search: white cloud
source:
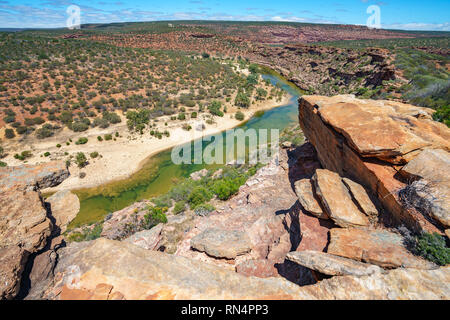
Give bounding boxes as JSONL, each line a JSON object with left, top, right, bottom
{"left": 383, "top": 22, "right": 450, "bottom": 31}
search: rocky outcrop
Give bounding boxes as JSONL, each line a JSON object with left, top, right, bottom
{"left": 0, "top": 161, "right": 69, "bottom": 299}
{"left": 286, "top": 250, "right": 382, "bottom": 276}
{"left": 327, "top": 228, "right": 436, "bottom": 269}
{"left": 46, "top": 190, "right": 80, "bottom": 233}
{"left": 294, "top": 179, "right": 326, "bottom": 219}
{"left": 342, "top": 177, "right": 378, "bottom": 222}
{"left": 399, "top": 148, "right": 450, "bottom": 228}
{"left": 298, "top": 95, "right": 450, "bottom": 232}
{"left": 312, "top": 169, "right": 370, "bottom": 228}
{"left": 0, "top": 161, "right": 69, "bottom": 192}
{"left": 36, "top": 238, "right": 450, "bottom": 300}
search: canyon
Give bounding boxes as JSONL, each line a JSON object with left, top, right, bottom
{"left": 1, "top": 94, "right": 448, "bottom": 300}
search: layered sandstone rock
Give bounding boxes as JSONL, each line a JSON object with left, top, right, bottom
{"left": 286, "top": 250, "right": 382, "bottom": 276}
{"left": 298, "top": 95, "right": 450, "bottom": 232}
{"left": 37, "top": 238, "right": 449, "bottom": 300}
{"left": 399, "top": 148, "right": 450, "bottom": 228}
{"left": 342, "top": 177, "right": 378, "bottom": 222}
{"left": 327, "top": 228, "right": 436, "bottom": 269}
{"left": 312, "top": 169, "right": 370, "bottom": 228}
{"left": 0, "top": 161, "right": 69, "bottom": 299}
{"left": 294, "top": 179, "right": 327, "bottom": 219}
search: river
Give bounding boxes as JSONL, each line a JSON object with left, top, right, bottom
{"left": 69, "top": 71, "right": 303, "bottom": 228}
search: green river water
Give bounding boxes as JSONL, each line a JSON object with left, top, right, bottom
{"left": 69, "top": 71, "right": 303, "bottom": 228}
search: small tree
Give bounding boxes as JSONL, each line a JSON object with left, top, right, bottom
{"left": 76, "top": 152, "right": 87, "bottom": 168}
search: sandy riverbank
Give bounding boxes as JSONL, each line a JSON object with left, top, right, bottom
{"left": 2, "top": 93, "right": 292, "bottom": 193}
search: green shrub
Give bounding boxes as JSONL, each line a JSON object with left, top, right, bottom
{"left": 208, "top": 100, "right": 224, "bottom": 117}
{"left": 67, "top": 223, "right": 103, "bottom": 242}
{"left": 235, "top": 111, "right": 245, "bottom": 121}
{"left": 104, "top": 134, "right": 112, "bottom": 141}
{"left": 90, "top": 151, "right": 99, "bottom": 158}
{"left": 194, "top": 203, "right": 215, "bottom": 216}
{"left": 0, "top": 161, "right": 7, "bottom": 167}
{"left": 413, "top": 232, "right": 450, "bottom": 266}
{"left": 75, "top": 137, "right": 88, "bottom": 145}
{"left": 44, "top": 152, "right": 50, "bottom": 157}
{"left": 76, "top": 152, "right": 87, "bottom": 168}
{"left": 142, "top": 206, "right": 168, "bottom": 229}
{"left": 5, "top": 128, "right": 15, "bottom": 139}
{"left": 173, "top": 201, "right": 186, "bottom": 214}
{"left": 97, "top": 136, "right": 103, "bottom": 141}
{"left": 188, "top": 186, "right": 213, "bottom": 207}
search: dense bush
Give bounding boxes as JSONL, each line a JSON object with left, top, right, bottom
{"left": 75, "top": 137, "right": 88, "bottom": 145}
{"left": 235, "top": 111, "right": 245, "bottom": 121}
{"left": 413, "top": 232, "right": 450, "bottom": 266}
{"left": 76, "top": 152, "right": 87, "bottom": 168}
{"left": 142, "top": 206, "right": 168, "bottom": 229}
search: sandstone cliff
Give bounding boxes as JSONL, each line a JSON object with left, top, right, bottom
{"left": 0, "top": 161, "right": 71, "bottom": 299}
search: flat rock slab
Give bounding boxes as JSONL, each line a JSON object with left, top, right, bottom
{"left": 312, "top": 169, "right": 369, "bottom": 228}
{"left": 46, "top": 190, "right": 80, "bottom": 233}
{"left": 342, "top": 177, "right": 378, "bottom": 221}
{"left": 37, "top": 238, "right": 450, "bottom": 300}
{"left": 328, "top": 228, "right": 436, "bottom": 269}
{"left": 294, "top": 179, "right": 327, "bottom": 219}
{"left": 287, "top": 250, "right": 382, "bottom": 276}
{"left": 190, "top": 228, "right": 251, "bottom": 259}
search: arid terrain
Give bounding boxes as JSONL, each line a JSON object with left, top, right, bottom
{"left": 0, "top": 21, "right": 449, "bottom": 301}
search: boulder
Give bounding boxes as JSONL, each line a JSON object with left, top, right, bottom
{"left": 327, "top": 228, "right": 436, "bottom": 269}
{"left": 189, "top": 168, "right": 208, "bottom": 181}
{"left": 46, "top": 190, "right": 80, "bottom": 233}
{"left": 294, "top": 179, "right": 327, "bottom": 219}
{"left": 312, "top": 169, "right": 370, "bottom": 227}
{"left": 286, "top": 250, "right": 382, "bottom": 276}
{"left": 342, "top": 177, "right": 378, "bottom": 221}
{"left": 298, "top": 95, "right": 450, "bottom": 232}
{"left": 190, "top": 228, "right": 251, "bottom": 259}
{"left": 123, "top": 224, "right": 163, "bottom": 250}
{"left": 399, "top": 148, "right": 450, "bottom": 228}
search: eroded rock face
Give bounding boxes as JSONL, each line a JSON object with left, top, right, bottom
{"left": 312, "top": 169, "right": 370, "bottom": 228}
{"left": 46, "top": 190, "right": 80, "bottom": 233}
{"left": 299, "top": 95, "right": 450, "bottom": 232}
{"left": 190, "top": 228, "right": 251, "bottom": 259}
{"left": 327, "top": 228, "right": 436, "bottom": 269}
{"left": 0, "top": 161, "right": 69, "bottom": 299}
{"left": 0, "top": 161, "right": 69, "bottom": 192}
{"left": 399, "top": 148, "right": 450, "bottom": 228}
{"left": 287, "top": 250, "right": 382, "bottom": 276}
{"left": 294, "top": 179, "right": 327, "bottom": 219}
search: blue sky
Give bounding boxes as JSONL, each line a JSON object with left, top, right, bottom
{"left": 0, "top": 0, "right": 448, "bottom": 31}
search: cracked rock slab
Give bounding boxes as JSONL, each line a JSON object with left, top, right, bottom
{"left": 287, "top": 250, "right": 382, "bottom": 276}
{"left": 190, "top": 228, "right": 251, "bottom": 259}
